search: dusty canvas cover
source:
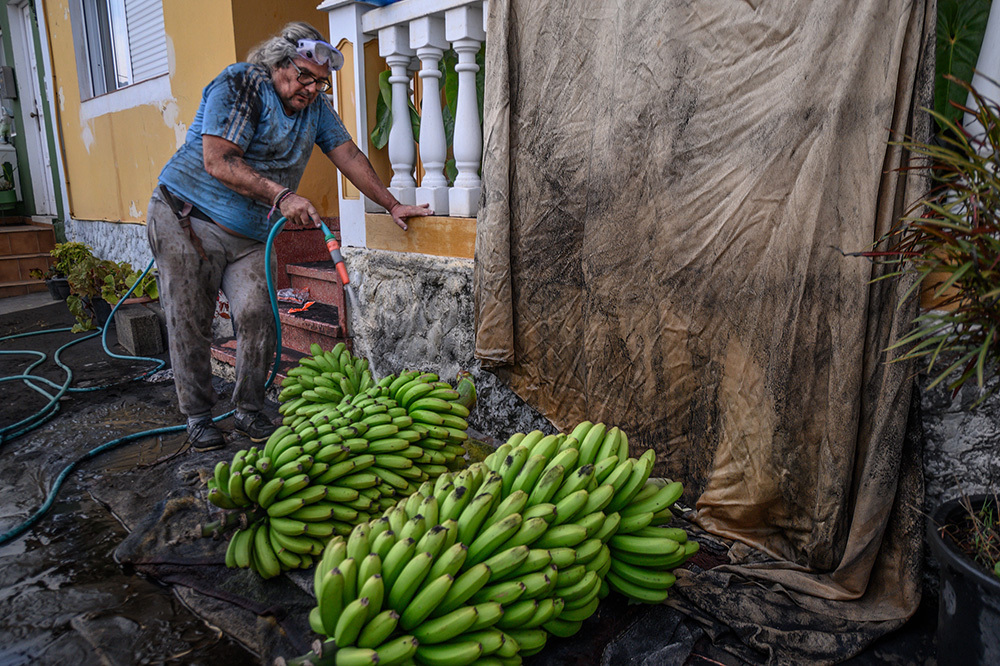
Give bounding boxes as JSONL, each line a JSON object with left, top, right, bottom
{"left": 474, "top": 0, "right": 935, "bottom": 662}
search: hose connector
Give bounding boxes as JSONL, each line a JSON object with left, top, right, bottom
{"left": 319, "top": 220, "right": 350, "bottom": 286}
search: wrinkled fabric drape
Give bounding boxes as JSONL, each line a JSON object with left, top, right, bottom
{"left": 474, "top": 0, "right": 933, "bottom": 662}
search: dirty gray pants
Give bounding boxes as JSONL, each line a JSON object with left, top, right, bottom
{"left": 146, "top": 189, "right": 275, "bottom": 418}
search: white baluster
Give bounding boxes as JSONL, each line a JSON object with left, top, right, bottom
{"left": 446, "top": 5, "right": 485, "bottom": 217}
{"left": 411, "top": 16, "right": 449, "bottom": 215}
{"left": 379, "top": 25, "right": 416, "bottom": 205}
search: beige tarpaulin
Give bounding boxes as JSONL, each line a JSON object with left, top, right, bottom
{"left": 474, "top": 0, "right": 933, "bottom": 662}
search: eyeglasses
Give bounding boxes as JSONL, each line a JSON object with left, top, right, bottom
{"left": 290, "top": 61, "right": 332, "bottom": 93}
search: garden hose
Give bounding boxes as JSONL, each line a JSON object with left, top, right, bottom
{"left": 0, "top": 217, "right": 293, "bottom": 545}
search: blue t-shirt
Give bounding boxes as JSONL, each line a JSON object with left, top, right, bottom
{"left": 158, "top": 63, "right": 351, "bottom": 242}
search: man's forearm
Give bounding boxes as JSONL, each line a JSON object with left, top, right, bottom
{"left": 204, "top": 137, "right": 284, "bottom": 205}
{"left": 333, "top": 143, "right": 399, "bottom": 211}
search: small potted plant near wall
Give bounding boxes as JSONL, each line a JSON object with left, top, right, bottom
{"left": 0, "top": 161, "right": 17, "bottom": 212}
{"left": 65, "top": 256, "right": 159, "bottom": 332}
{"left": 869, "top": 76, "right": 1000, "bottom": 662}
{"left": 28, "top": 241, "right": 95, "bottom": 301}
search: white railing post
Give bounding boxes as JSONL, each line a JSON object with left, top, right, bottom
{"left": 320, "top": 0, "right": 378, "bottom": 247}
{"left": 379, "top": 25, "right": 417, "bottom": 205}
{"left": 445, "top": 5, "right": 485, "bottom": 217}
{"left": 410, "top": 16, "right": 450, "bottom": 215}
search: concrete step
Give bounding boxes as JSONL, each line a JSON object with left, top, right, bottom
{"left": 0, "top": 223, "right": 56, "bottom": 256}
{"left": 210, "top": 302, "right": 349, "bottom": 385}
{"left": 286, "top": 261, "right": 346, "bottom": 325}
{"left": 0, "top": 279, "right": 49, "bottom": 298}
{"left": 210, "top": 338, "right": 307, "bottom": 391}
{"left": 277, "top": 302, "right": 348, "bottom": 355}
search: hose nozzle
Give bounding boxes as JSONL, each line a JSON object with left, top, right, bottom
{"left": 319, "top": 220, "right": 350, "bottom": 286}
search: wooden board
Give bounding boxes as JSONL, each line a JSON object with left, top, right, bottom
{"left": 365, "top": 213, "right": 475, "bottom": 259}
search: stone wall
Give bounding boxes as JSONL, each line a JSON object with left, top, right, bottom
{"left": 341, "top": 247, "right": 554, "bottom": 442}
{"left": 65, "top": 219, "right": 154, "bottom": 270}
{"left": 921, "top": 377, "right": 1000, "bottom": 512}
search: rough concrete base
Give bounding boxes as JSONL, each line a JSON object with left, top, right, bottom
{"left": 342, "top": 247, "right": 554, "bottom": 441}
{"left": 921, "top": 374, "right": 1000, "bottom": 511}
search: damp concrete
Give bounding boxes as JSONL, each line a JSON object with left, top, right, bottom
{"left": 0, "top": 296, "right": 941, "bottom": 666}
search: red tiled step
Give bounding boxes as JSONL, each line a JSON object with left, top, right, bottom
{"left": 272, "top": 219, "right": 341, "bottom": 290}
{"left": 0, "top": 224, "right": 56, "bottom": 256}
{"left": 277, "top": 301, "right": 349, "bottom": 357}
{"left": 210, "top": 337, "right": 305, "bottom": 388}
{"left": 286, "top": 261, "right": 346, "bottom": 322}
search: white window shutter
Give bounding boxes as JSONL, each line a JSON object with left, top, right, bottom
{"left": 125, "top": 0, "right": 168, "bottom": 83}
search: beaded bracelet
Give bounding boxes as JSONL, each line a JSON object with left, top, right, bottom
{"left": 269, "top": 188, "right": 294, "bottom": 220}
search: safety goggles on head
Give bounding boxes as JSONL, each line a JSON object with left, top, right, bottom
{"left": 296, "top": 39, "right": 344, "bottom": 72}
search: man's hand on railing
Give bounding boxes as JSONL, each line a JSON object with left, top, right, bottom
{"left": 389, "top": 202, "right": 433, "bottom": 231}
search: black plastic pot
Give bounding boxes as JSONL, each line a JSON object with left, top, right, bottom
{"left": 45, "top": 277, "right": 70, "bottom": 301}
{"left": 928, "top": 494, "right": 1000, "bottom": 663}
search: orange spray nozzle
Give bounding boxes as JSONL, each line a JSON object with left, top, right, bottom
{"left": 319, "top": 221, "right": 350, "bottom": 285}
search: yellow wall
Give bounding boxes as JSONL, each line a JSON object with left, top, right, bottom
{"left": 42, "top": 0, "right": 342, "bottom": 224}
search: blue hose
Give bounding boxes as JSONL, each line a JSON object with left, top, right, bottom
{"left": 0, "top": 217, "right": 288, "bottom": 545}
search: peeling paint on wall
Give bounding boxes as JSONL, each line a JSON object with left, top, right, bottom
{"left": 58, "top": 87, "right": 64, "bottom": 113}
{"left": 80, "top": 119, "right": 94, "bottom": 153}
{"left": 160, "top": 100, "right": 187, "bottom": 150}
{"left": 129, "top": 200, "right": 141, "bottom": 218}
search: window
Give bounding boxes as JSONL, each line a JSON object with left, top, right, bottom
{"left": 73, "top": 0, "right": 168, "bottom": 99}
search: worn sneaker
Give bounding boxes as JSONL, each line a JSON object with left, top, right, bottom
{"left": 188, "top": 420, "right": 225, "bottom": 452}
{"left": 234, "top": 410, "right": 277, "bottom": 442}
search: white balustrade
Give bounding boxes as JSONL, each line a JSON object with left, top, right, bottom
{"left": 322, "top": 0, "right": 487, "bottom": 241}
{"left": 380, "top": 25, "right": 417, "bottom": 205}
{"left": 411, "top": 16, "right": 450, "bottom": 214}
{"left": 445, "top": 4, "right": 484, "bottom": 217}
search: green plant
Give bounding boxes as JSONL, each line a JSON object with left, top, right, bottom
{"left": 0, "top": 161, "right": 14, "bottom": 191}
{"left": 64, "top": 256, "right": 158, "bottom": 332}
{"left": 28, "top": 241, "right": 95, "bottom": 280}
{"left": 936, "top": 0, "right": 992, "bottom": 132}
{"left": 940, "top": 493, "right": 1000, "bottom": 579}
{"left": 867, "top": 76, "right": 1000, "bottom": 404}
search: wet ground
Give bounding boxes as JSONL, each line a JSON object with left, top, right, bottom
{"left": 0, "top": 296, "right": 939, "bottom": 665}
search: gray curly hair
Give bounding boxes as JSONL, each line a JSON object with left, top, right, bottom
{"left": 247, "top": 21, "right": 325, "bottom": 71}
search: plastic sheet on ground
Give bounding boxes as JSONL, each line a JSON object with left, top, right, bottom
{"left": 474, "top": 0, "right": 934, "bottom": 662}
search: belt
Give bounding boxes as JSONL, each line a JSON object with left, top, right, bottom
{"left": 157, "top": 184, "right": 209, "bottom": 261}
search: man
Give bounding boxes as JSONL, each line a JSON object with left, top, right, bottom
{"left": 147, "top": 22, "right": 431, "bottom": 451}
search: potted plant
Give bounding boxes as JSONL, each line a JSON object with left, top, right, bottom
{"left": 0, "top": 161, "right": 17, "bottom": 211}
{"left": 28, "top": 241, "right": 95, "bottom": 301}
{"left": 65, "top": 256, "right": 158, "bottom": 332}
{"left": 868, "top": 76, "right": 1000, "bottom": 661}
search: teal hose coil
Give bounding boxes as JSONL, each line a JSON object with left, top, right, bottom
{"left": 0, "top": 217, "right": 289, "bottom": 545}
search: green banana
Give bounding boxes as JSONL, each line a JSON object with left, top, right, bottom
{"left": 552, "top": 489, "right": 589, "bottom": 526}
{"left": 496, "top": 598, "right": 538, "bottom": 629}
{"left": 356, "top": 609, "right": 399, "bottom": 649}
{"left": 479, "top": 490, "right": 528, "bottom": 532}
{"left": 374, "top": 635, "right": 419, "bottom": 666}
{"left": 334, "top": 596, "right": 370, "bottom": 647}
{"left": 481, "top": 544, "right": 530, "bottom": 581}
{"left": 253, "top": 522, "right": 282, "bottom": 579}
{"left": 412, "top": 605, "right": 480, "bottom": 644}
{"left": 386, "top": 550, "right": 435, "bottom": 612}
{"left": 606, "top": 570, "right": 671, "bottom": 604}
{"left": 414, "top": 640, "right": 482, "bottom": 666}
{"left": 466, "top": 513, "right": 523, "bottom": 567}
{"left": 399, "top": 572, "right": 454, "bottom": 630}
{"left": 433, "top": 562, "right": 492, "bottom": 616}
{"left": 534, "top": 523, "right": 588, "bottom": 549}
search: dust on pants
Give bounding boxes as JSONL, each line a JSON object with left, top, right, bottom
{"left": 146, "top": 189, "right": 276, "bottom": 417}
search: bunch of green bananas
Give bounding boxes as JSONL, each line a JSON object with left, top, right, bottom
{"left": 277, "top": 343, "right": 375, "bottom": 408}
{"left": 208, "top": 349, "right": 476, "bottom": 579}
{"left": 290, "top": 423, "right": 695, "bottom": 666}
